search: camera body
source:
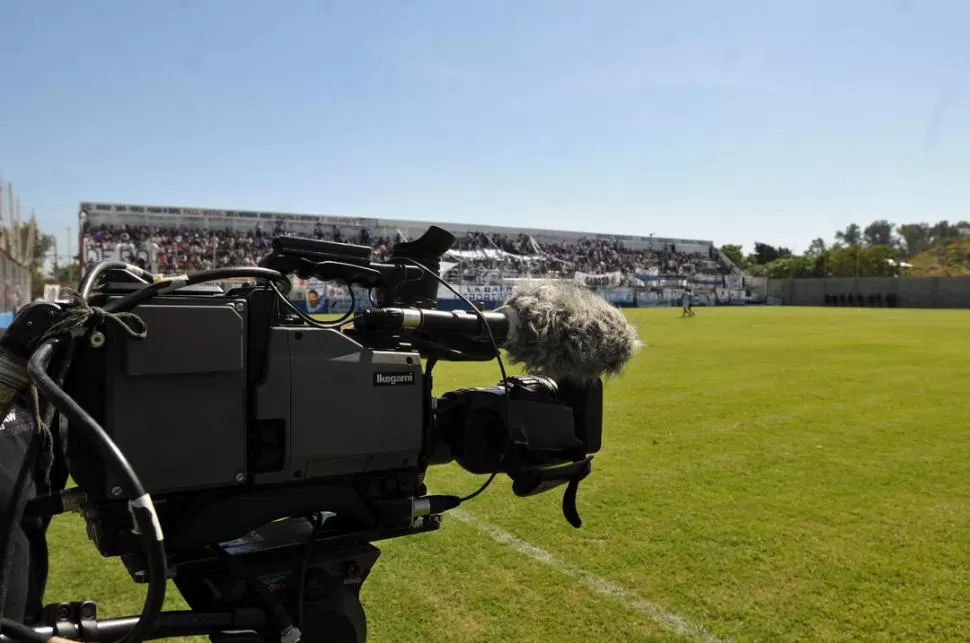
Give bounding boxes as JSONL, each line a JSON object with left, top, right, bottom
{"left": 49, "top": 227, "right": 603, "bottom": 642}
{"left": 65, "top": 286, "right": 423, "bottom": 548}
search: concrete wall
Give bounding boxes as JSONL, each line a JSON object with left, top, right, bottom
{"left": 937, "top": 277, "right": 970, "bottom": 308}
{"left": 766, "top": 276, "right": 970, "bottom": 308}
{"left": 791, "top": 279, "right": 826, "bottom": 305}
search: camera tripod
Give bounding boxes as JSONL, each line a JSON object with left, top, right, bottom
{"left": 5, "top": 513, "right": 441, "bottom": 643}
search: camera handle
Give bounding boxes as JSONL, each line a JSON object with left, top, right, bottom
{"left": 1, "top": 603, "right": 273, "bottom": 642}
{"left": 508, "top": 456, "right": 594, "bottom": 528}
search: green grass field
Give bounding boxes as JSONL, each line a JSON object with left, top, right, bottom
{"left": 42, "top": 307, "right": 970, "bottom": 641}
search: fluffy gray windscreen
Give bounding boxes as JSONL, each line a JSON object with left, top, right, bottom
{"left": 499, "top": 281, "right": 643, "bottom": 381}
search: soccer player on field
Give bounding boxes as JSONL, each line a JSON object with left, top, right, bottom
{"left": 681, "top": 287, "right": 695, "bottom": 317}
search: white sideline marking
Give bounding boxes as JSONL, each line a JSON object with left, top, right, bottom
{"left": 450, "top": 509, "right": 729, "bottom": 643}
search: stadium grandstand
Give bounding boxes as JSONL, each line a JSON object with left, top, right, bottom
{"left": 78, "top": 201, "right": 748, "bottom": 311}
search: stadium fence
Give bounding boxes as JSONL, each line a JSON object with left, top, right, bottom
{"left": 0, "top": 248, "right": 32, "bottom": 327}
{"left": 766, "top": 276, "right": 970, "bottom": 309}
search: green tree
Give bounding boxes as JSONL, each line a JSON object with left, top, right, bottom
{"left": 826, "top": 244, "right": 899, "bottom": 277}
{"left": 827, "top": 246, "right": 860, "bottom": 277}
{"left": 751, "top": 216, "right": 969, "bottom": 278}
{"left": 752, "top": 242, "right": 783, "bottom": 265}
{"left": 720, "top": 244, "right": 745, "bottom": 267}
{"left": 19, "top": 223, "right": 56, "bottom": 299}
{"left": 811, "top": 250, "right": 831, "bottom": 277}
{"left": 897, "top": 223, "right": 930, "bottom": 257}
{"left": 834, "top": 223, "right": 862, "bottom": 247}
{"left": 744, "top": 263, "right": 767, "bottom": 277}
{"left": 929, "top": 220, "right": 963, "bottom": 245}
{"left": 863, "top": 244, "right": 901, "bottom": 276}
{"left": 52, "top": 263, "right": 81, "bottom": 286}
{"left": 807, "top": 238, "right": 827, "bottom": 257}
{"left": 765, "top": 254, "right": 815, "bottom": 279}
{"left": 863, "top": 219, "right": 895, "bottom": 247}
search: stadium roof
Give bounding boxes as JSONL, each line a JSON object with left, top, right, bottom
{"left": 79, "top": 200, "right": 713, "bottom": 247}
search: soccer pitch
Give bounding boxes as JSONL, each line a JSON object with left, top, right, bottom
{"left": 42, "top": 307, "right": 970, "bottom": 641}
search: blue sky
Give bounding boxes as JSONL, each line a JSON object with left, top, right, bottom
{"left": 1, "top": 0, "right": 968, "bottom": 262}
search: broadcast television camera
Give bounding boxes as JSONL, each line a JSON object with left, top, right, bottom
{"left": 0, "top": 225, "right": 639, "bottom": 643}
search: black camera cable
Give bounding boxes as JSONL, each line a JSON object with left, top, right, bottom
{"left": 392, "top": 258, "right": 513, "bottom": 506}
{"left": 78, "top": 261, "right": 154, "bottom": 300}
{"left": 27, "top": 340, "right": 167, "bottom": 643}
{"left": 89, "top": 261, "right": 353, "bottom": 331}
{"left": 0, "top": 298, "right": 90, "bottom": 636}
{"left": 0, "top": 296, "right": 132, "bottom": 637}
{"left": 101, "top": 267, "right": 291, "bottom": 315}
{"left": 296, "top": 512, "right": 324, "bottom": 631}
{"left": 268, "top": 281, "right": 357, "bottom": 329}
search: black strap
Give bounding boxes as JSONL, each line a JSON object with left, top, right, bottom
{"left": 562, "top": 476, "right": 584, "bottom": 529}
{"left": 561, "top": 458, "right": 592, "bottom": 529}
{"left": 508, "top": 457, "right": 593, "bottom": 529}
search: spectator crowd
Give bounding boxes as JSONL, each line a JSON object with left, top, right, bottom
{"left": 82, "top": 221, "right": 730, "bottom": 285}
{"left": 448, "top": 230, "right": 728, "bottom": 285}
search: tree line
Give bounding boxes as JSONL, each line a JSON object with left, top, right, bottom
{"left": 16, "top": 226, "right": 78, "bottom": 298}
{"left": 721, "top": 219, "right": 970, "bottom": 279}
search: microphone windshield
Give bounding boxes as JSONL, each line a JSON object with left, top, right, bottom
{"left": 498, "top": 281, "right": 643, "bottom": 382}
